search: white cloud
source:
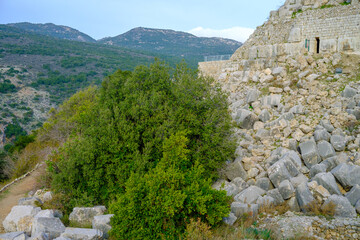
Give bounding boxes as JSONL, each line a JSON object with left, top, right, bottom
{"left": 188, "top": 26, "right": 254, "bottom": 43}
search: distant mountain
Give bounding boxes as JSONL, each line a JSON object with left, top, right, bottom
{"left": 7, "top": 22, "right": 96, "bottom": 43}
{"left": 98, "top": 27, "right": 242, "bottom": 64}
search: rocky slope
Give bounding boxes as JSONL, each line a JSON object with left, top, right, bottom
{"left": 98, "top": 27, "right": 242, "bottom": 64}
{"left": 8, "top": 22, "right": 96, "bottom": 43}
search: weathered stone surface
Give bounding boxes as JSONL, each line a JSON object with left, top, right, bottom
{"left": 256, "top": 195, "right": 275, "bottom": 206}
{"left": 272, "top": 67, "right": 284, "bottom": 76}
{"left": 234, "top": 186, "right": 266, "bottom": 204}
{"left": 345, "top": 185, "right": 360, "bottom": 206}
{"left": 92, "top": 214, "right": 113, "bottom": 239}
{"left": 223, "top": 212, "right": 237, "bottom": 226}
{"left": 312, "top": 172, "right": 341, "bottom": 195}
{"left": 231, "top": 202, "right": 258, "bottom": 218}
{"left": 342, "top": 85, "right": 357, "bottom": 98}
{"left": 259, "top": 109, "right": 271, "bottom": 122}
{"left": 231, "top": 177, "right": 249, "bottom": 192}
{"left": 31, "top": 217, "right": 65, "bottom": 239}
{"left": 309, "top": 163, "right": 327, "bottom": 178}
{"left": 18, "top": 197, "right": 43, "bottom": 207}
{"left": 331, "top": 163, "right": 360, "bottom": 188}
{"left": 225, "top": 160, "right": 248, "bottom": 181}
{"left": 262, "top": 94, "right": 282, "bottom": 107}
{"left": 234, "top": 109, "right": 258, "bottom": 129}
{"left": 314, "top": 129, "right": 331, "bottom": 142}
{"left": 317, "top": 140, "right": 335, "bottom": 160}
{"left": 267, "top": 188, "right": 285, "bottom": 205}
{"left": 320, "top": 120, "right": 334, "bottom": 133}
{"left": 279, "top": 180, "right": 295, "bottom": 200}
{"left": 69, "top": 206, "right": 106, "bottom": 227}
{"left": 330, "top": 135, "right": 346, "bottom": 151}
{"left": 321, "top": 157, "right": 337, "bottom": 171}
{"left": 3, "top": 205, "right": 41, "bottom": 234}
{"left": 60, "top": 228, "right": 103, "bottom": 240}
{"left": 246, "top": 89, "right": 259, "bottom": 104}
{"left": 212, "top": 180, "right": 240, "bottom": 197}
{"left": 42, "top": 191, "right": 53, "bottom": 203}
{"left": 288, "top": 196, "right": 301, "bottom": 212}
{"left": 290, "top": 174, "right": 309, "bottom": 188}
{"left": 323, "top": 195, "right": 357, "bottom": 218}
{"left": 267, "top": 157, "right": 299, "bottom": 188}
{"left": 255, "top": 177, "right": 272, "bottom": 191}
{"left": 0, "top": 232, "right": 27, "bottom": 240}
{"left": 299, "top": 140, "right": 321, "bottom": 168}
{"left": 53, "top": 237, "right": 71, "bottom": 240}
{"left": 255, "top": 129, "right": 269, "bottom": 140}
{"left": 34, "top": 210, "right": 55, "bottom": 219}
{"left": 296, "top": 183, "right": 315, "bottom": 212}
{"left": 356, "top": 200, "right": 360, "bottom": 214}
{"left": 30, "top": 232, "right": 50, "bottom": 240}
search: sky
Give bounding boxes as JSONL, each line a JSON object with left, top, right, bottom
{"left": 0, "top": 0, "right": 285, "bottom": 43}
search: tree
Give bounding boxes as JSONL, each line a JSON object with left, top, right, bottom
{"left": 50, "top": 60, "right": 235, "bottom": 235}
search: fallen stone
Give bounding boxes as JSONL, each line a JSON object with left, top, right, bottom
{"left": 345, "top": 185, "right": 360, "bottom": 206}
{"left": 30, "top": 232, "right": 50, "bottom": 240}
{"left": 330, "top": 135, "right": 346, "bottom": 151}
{"left": 18, "top": 197, "right": 43, "bottom": 207}
{"left": 321, "top": 157, "right": 337, "bottom": 171}
{"left": 262, "top": 94, "right": 282, "bottom": 108}
{"left": 314, "top": 129, "right": 331, "bottom": 143}
{"left": 231, "top": 202, "right": 259, "bottom": 217}
{"left": 225, "top": 160, "right": 248, "bottom": 181}
{"left": 231, "top": 177, "right": 249, "bottom": 192}
{"left": 317, "top": 141, "right": 335, "bottom": 160}
{"left": 31, "top": 217, "right": 65, "bottom": 239}
{"left": 279, "top": 180, "right": 295, "bottom": 200}
{"left": 306, "top": 74, "right": 319, "bottom": 81}
{"left": 290, "top": 174, "right": 309, "bottom": 188}
{"left": 312, "top": 172, "right": 341, "bottom": 195}
{"left": 320, "top": 120, "right": 335, "bottom": 133}
{"left": 223, "top": 212, "right": 237, "bottom": 226}
{"left": 246, "top": 89, "right": 259, "bottom": 104}
{"left": 3, "top": 205, "right": 41, "bottom": 234}
{"left": 322, "top": 195, "right": 356, "bottom": 218}
{"left": 309, "top": 163, "right": 327, "bottom": 178}
{"left": 255, "top": 177, "right": 272, "bottom": 191}
{"left": 356, "top": 200, "right": 360, "bottom": 214}
{"left": 259, "top": 109, "right": 271, "bottom": 122}
{"left": 92, "top": 214, "right": 113, "bottom": 239}
{"left": 212, "top": 180, "right": 240, "bottom": 197}
{"left": 299, "top": 140, "right": 321, "bottom": 168}
{"left": 34, "top": 210, "right": 55, "bottom": 219}
{"left": 0, "top": 232, "right": 27, "bottom": 240}
{"left": 331, "top": 163, "right": 360, "bottom": 188}
{"left": 267, "top": 188, "right": 285, "bottom": 205}
{"left": 256, "top": 195, "right": 275, "bottom": 206}
{"left": 342, "top": 85, "right": 357, "bottom": 98}
{"left": 69, "top": 206, "right": 106, "bottom": 228}
{"left": 234, "top": 109, "right": 259, "bottom": 129}
{"left": 60, "top": 228, "right": 103, "bottom": 240}
{"left": 234, "top": 186, "right": 266, "bottom": 204}
{"left": 42, "top": 191, "right": 53, "bottom": 202}
{"left": 267, "top": 157, "right": 299, "bottom": 188}
{"left": 288, "top": 196, "right": 301, "bottom": 212}
{"left": 296, "top": 183, "right": 315, "bottom": 212}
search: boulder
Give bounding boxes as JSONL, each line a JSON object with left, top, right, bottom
{"left": 3, "top": 205, "right": 41, "bottom": 234}
{"left": 312, "top": 172, "right": 341, "bottom": 195}
{"left": 18, "top": 197, "right": 43, "bottom": 207}
{"left": 212, "top": 180, "right": 240, "bottom": 197}
{"left": 317, "top": 141, "right": 335, "bottom": 160}
{"left": 230, "top": 202, "right": 259, "bottom": 218}
{"left": 342, "top": 85, "right": 357, "bottom": 98}
{"left": 234, "top": 109, "right": 258, "bottom": 129}
{"left": 321, "top": 157, "right": 337, "bottom": 171}
{"left": 288, "top": 196, "right": 301, "bottom": 212}
{"left": 272, "top": 67, "right": 284, "bottom": 76}
{"left": 299, "top": 140, "right": 321, "bottom": 168}
{"left": 267, "top": 188, "right": 285, "bottom": 205}
{"left": 60, "top": 228, "right": 103, "bottom": 240}
{"left": 267, "top": 157, "right": 299, "bottom": 188}
{"left": 262, "top": 94, "right": 282, "bottom": 108}
{"left": 42, "top": 192, "right": 53, "bottom": 202}
{"left": 356, "top": 200, "right": 360, "bottom": 214}
{"left": 256, "top": 195, "right": 275, "bottom": 206}
{"left": 290, "top": 174, "right": 309, "bottom": 188}
{"left": 30, "top": 232, "right": 50, "bottom": 240}
{"left": 345, "top": 185, "right": 360, "bottom": 206}
{"left": 234, "top": 186, "right": 266, "bottom": 204}
{"left": 69, "top": 206, "right": 106, "bottom": 227}
{"left": 313, "top": 129, "right": 331, "bottom": 142}
{"left": 34, "top": 210, "right": 55, "bottom": 219}
{"left": 322, "top": 195, "right": 356, "bottom": 218}
{"left": 259, "top": 109, "right": 271, "bottom": 122}
{"left": 92, "top": 214, "right": 113, "bottom": 239}
{"left": 31, "top": 217, "right": 65, "bottom": 239}
{"left": 330, "top": 135, "right": 346, "bottom": 151}
{"left": 309, "top": 163, "right": 327, "bottom": 178}
{"left": 278, "top": 180, "right": 295, "bottom": 200}
{"left": 246, "top": 89, "right": 259, "bottom": 104}
{"left": 223, "top": 212, "right": 237, "bottom": 226}
{"left": 231, "top": 177, "right": 249, "bottom": 192}
{"left": 320, "top": 120, "right": 335, "bottom": 133}
{"left": 255, "top": 177, "right": 272, "bottom": 191}
{"left": 0, "top": 232, "right": 27, "bottom": 240}
{"left": 225, "top": 160, "right": 248, "bottom": 181}
{"left": 296, "top": 183, "right": 315, "bottom": 212}
{"left": 331, "top": 163, "right": 360, "bottom": 188}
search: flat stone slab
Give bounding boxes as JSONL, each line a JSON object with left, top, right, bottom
{"left": 0, "top": 232, "right": 27, "bottom": 240}
{"left": 31, "top": 217, "right": 65, "bottom": 239}
{"left": 60, "top": 227, "right": 103, "bottom": 240}
{"left": 234, "top": 186, "right": 265, "bottom": 204}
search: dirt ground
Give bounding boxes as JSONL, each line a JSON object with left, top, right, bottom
{"left": 0, "top": 166, "right": 45, "bottom": 233}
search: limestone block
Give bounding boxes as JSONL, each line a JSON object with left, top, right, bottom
{"left": 92, "top": 214, "right": 114, "bottom": 239}
{"left": 225, "top": 160, "right": 248, "bottom": 181}
{"left": 223, "top": 212, "right": 237, "bottom": 226}
{"left": 231, "top": 202, "right": 259, "bottom": 217}
{"left": 267, "top": 188, "right": 285, "bottom": 205}
{"left": 60, "top": 228, "right": 103, "bottom": 240}
{"left": 31, "top": 217, "right": 65, "bottom": 239}
{"left": 323, "top": 195, "right": 356, "bottom": 218}
{"left": 288, "top": 28, "right": 301, "bottom": 43}
{"left": 69, "top": 206, "right": 106, "bottom": 227}
{"left": 3, "top": 205, "right": 41, "bottom": 234}
{"left": 312, "top": 172, "right": 341, "bottom": 195}
{"left": 0, "top": 232, "right": 27, "bottom": 240}
{"left": 234, "top": 109, "right": 258, "bottom": 129}
{"left": 317, "top": 140, "right": 335, "bottom": 160}
{"left": 234, "top": 186, "right": 266, "bottom": 204}
{"left": 331, "top": 163, "right": 360, "bottom": 188}
{"left": 299, "top": 140, "right": 321, "bottom": 168}
{"left": 296, "top": 183, "right": 315, "bottom": 212}
{"left": 345, "top": 185, "right": 360, "bottom": 206}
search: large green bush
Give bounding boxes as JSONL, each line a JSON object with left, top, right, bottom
{"left": 50, "top": 61, "right": 235, "bottom": 237}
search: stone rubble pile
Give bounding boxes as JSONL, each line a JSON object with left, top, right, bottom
{"left": 0, "top": 190, "right": 113, "bottom": 240}
{"left": 214, "top": 52, "right": 360, "bottom": 238}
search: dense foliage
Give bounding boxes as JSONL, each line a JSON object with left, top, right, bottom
{"left": 49, "top": 61, "right": 235, "bottom": 238}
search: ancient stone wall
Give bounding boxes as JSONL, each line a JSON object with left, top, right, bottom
{"left": 198, "top": 60, "right": 230, "bottom": 79}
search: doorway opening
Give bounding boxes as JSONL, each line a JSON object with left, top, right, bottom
{"left": 316, "top": 37, "right": 320, "bottom": 53}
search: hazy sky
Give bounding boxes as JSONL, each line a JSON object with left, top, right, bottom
{"left": 0, "top": 0, "right": 285, "bottom": 42}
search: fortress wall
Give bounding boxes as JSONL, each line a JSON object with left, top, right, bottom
{"left": 198, "top": 60, "right": 230, "bottom": 78}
